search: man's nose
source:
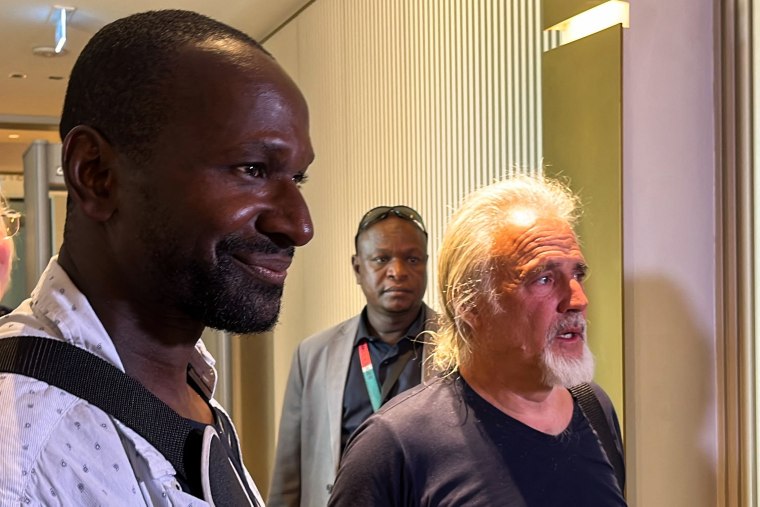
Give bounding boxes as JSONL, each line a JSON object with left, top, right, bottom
{"left": 386, "top": 258, "right": 408, "bottom": 279}
{"left": 559, "top": 278, "right": 588, "bottom": 313}
{"left": 257, "top": 181, "right": 314, "bottom": 248}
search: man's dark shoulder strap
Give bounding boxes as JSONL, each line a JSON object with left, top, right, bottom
{"left": 569, "top": 382, "right": 625, "bottom": 490}
{"left": 0, "top": 335, "right": 197, "bottom": 480}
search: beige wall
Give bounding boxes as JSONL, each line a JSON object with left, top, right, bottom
{"left": 622, "top": 0, "right": 717, "bottom": 505}
{"left": 0, "top": 144, "right": 26, "bottom": 174}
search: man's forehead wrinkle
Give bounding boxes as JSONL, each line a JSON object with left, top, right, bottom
{"left": 518, "top": 237, "right": 582, "bottom": 265}
{"left": 496, "top": 220, "right": 567, "bottom": 260}
{"left": 491, "top": 219, "right": 583, "bottom": 281}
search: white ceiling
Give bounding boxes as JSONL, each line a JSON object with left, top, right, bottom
{"left": 0, "top": 0, "right": 310, "bottom": 172}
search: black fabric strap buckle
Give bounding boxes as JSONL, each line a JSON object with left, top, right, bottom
{"left": 379, "top": 346, "right": 417, "bottom": 403}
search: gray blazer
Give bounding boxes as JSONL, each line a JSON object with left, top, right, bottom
{"left": 268, "top": 305, "right": 438, "bottom": 507}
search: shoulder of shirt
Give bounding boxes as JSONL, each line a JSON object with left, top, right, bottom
{"left": 373, "top": 375, "right": 454, "bottom": 419}
{"left": 587, "top": 381, "right": 613, "bottom": 403}
{"left": 0, "top": 374, "right": 109, "bottom": 489}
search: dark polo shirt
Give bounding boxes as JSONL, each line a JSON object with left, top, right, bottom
{"left": 340, "top": 306, "right": 426, "bottom": 453}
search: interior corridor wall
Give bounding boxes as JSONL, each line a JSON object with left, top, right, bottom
{"left": 622, "top": 0, "right": 717, "bottom": 504}
{"left": 260, "top": 0, "right": 554, "bottom": 484}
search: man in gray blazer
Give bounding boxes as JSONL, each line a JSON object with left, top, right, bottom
{"left": 268, "top": 206, "right": 437, "bottom": 507}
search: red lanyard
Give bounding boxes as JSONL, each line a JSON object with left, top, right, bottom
{"left": 358, "top": 342, "right": 383, "bottom": 412}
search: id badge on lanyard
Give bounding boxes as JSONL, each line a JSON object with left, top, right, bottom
{"left": 358, "top": 341, "right": 383, "bottom": 411}
{"left": 358, "top": 340, "right": 417, "bottom": 413}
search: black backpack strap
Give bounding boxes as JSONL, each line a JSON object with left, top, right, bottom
{"left": 379, "top": 347, "right": 416, "bottom": 403}
{"left": 568, "top": 382, "right": 625, "bottom": 490}
{"left": 0, "top": 335, "right": 198, "bottom": 481}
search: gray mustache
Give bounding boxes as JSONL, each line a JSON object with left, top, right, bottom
{"left": 548, "top": 314, "right": 586, "bottom": 337}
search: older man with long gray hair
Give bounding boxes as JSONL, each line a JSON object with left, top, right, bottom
{"left": 328, "top": 175, "right": 627, "bottom": 507}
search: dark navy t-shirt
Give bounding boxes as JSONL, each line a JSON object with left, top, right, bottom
{"left": 329, "top": 376, "right": 627, "bottom": 507}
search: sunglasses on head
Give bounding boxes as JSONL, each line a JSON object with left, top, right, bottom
{"left": 355, "top": 206, "right": 428, "bottom": 242}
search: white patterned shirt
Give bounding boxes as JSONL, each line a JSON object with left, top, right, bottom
{"left": 0, "top": 258, "right": 264, "bottom": 506}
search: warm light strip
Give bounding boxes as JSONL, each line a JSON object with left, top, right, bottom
{"left": 546, "top": 0, "right": 629, "bottom": 46}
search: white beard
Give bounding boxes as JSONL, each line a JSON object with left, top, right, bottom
{"left": 541, "top": 335, "right": 595, "bottom": 388}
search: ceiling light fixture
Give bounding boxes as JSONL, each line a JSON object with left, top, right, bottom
{"left": 32, "top": 6, "right": 75, "bottom": 58}
{"left": 8, "top": 135, "right": 20, "bottom": 140}
{"left": 33, "top": 46, "right": 64, "bottom": 57}
{"left": 53, "top": 5, "right": 76, "bottom": 54}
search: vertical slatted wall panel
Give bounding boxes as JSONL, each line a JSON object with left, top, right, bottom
{"left": 268, "top": 0, "right": 548, "bottom": 353}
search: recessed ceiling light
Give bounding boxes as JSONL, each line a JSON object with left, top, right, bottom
{"left": 8, "top": 134, "right": 20, "bottom": 139}
{"left": 8, "top": 73, "right": 27, "bottom": 79}
{"left": 48, "top": 75, "right": 64, "bottom": 80}
{"left": 33, "top": 46, "right": 68, "bottom": 57}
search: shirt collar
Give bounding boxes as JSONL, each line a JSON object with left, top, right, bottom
{"left": 30, "top": 257, "right": 126, "bottom": 369}
{"left": 354, "top": 305, "right": 426, "bottom": 346}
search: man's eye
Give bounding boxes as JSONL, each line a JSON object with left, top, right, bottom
{"left": 373, "top": 257, "right": 388, "bottom": 264}
{"left": 535, "top": 275, "right": 552, "bottom": 286}
{"left": 293, "top": 172, "right": 309, "bottom": 187}
{"left": 238, "top": 163, "right": 267, "bottom": 178}
{"left": 574, "top": 271, "right": 587, "bottom": 282}
{"left": 408, "top": 257, "right": 420, "bottom": 264}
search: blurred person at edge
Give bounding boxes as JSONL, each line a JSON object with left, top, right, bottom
{"left": 0, "top": 193, "right": 19, "bottom": 314}
{"left": 328, "top": 176, "right": 626, "bottom": 507}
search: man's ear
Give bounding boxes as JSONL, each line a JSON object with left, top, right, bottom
{"left": 455, "top": 297, "right": 481, "bottom": 334}
{"left": 351, "top": 254, "right": 361, "bottom": 283}
{"left": 62, "top": 125, "right": 118, "bottom": 222}
{"left": 461, "top": 307, "right": 479, "bottom": 333}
